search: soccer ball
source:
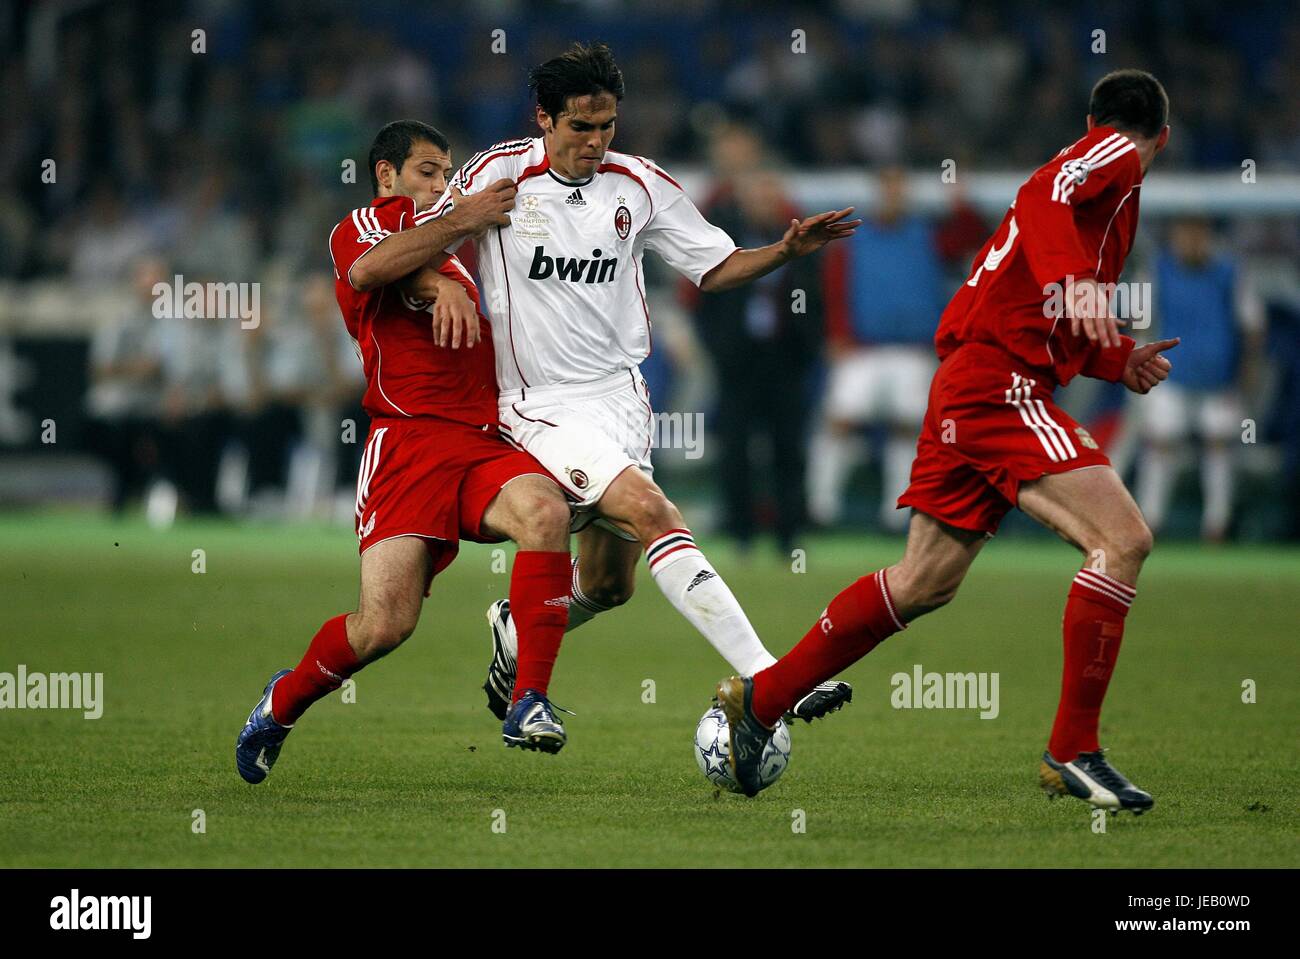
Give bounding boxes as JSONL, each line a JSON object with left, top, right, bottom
{"left": 694, "top": 705, "right": 791, "bottom": 794}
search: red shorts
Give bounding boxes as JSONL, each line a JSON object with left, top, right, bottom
{"left": 354, "top": 416, "right": 557, "bottom": 587}
{"left": 897, "top": 342, "right": 1111, "bottom": 535}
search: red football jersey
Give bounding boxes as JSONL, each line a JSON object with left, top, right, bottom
{"left": 329, "top": 194, "right": 498, "bottom": 426}
{"left": 936, "top": 125, "right": 1144, "bottom": 386}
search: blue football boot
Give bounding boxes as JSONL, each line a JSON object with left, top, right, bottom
{"left": 235, "top": 669, "right": 294, "bottom": 784}
{"left": 502, "top": 688, "right": 568, "bottom": 754}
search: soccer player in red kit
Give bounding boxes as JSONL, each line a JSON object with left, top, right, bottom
{"left": 718, "top": 70, "right": 1179, "bottom": 810}
{"left": 236, "top": 121, "right": 578, "bottom": 783}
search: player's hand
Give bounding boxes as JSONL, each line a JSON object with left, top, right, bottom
{"left": 1067, "top": 277, "right": 1125, "bottom": 349}
{"left": 451, "top": 179, "right": 516, "bottom": 232}
{"left": 432, "top": 283, "right": 480, "bottom": 349}
{"left": 779, "top": 207, "right": 862, "bottom": 259}
{"left": 1122, "top": 338, "right": 1179, "bottom": 394}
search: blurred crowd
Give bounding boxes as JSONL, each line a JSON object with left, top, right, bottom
{"left": 76, "top": 121, "right": 1300, "bottom": 543}
{"left": 3, "top": 0, "right": 1299, "bottom": 280}
{"left": 84, "top": 258, "right": 366, "bottom": 523}
{"left": 3, "top": 0, "right": 1300, "bottom": 540}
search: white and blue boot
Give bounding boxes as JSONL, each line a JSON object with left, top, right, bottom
{"left": 235, "top": 669, "right": 294, "bottom": 784}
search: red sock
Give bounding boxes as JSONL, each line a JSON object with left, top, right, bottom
{"left": 1047, "top": 569, "right": 1134, "bottom": 762}
{"left": 751, "top": 569, "right": 906, "bottom": 727}
{"left": 510, "top": 550, "right": 572, "bottom": 700}
{"left": 270, "top": 614, "right": 360, "bottom": 725}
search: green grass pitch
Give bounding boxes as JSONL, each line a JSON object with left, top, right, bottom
{"left": 1, "top": 511, "right": 1296, "bottom": 868}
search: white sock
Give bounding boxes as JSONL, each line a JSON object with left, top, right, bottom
{"left": 880, "top": 433, "right": 915, "bottom": 531}
{"left": 1137, "top": 446, "right": 1175, "bottom": 532}
{"left": 1201, "top": 446, "right": 1233, "bottom": 538}
{"left": 566, "top": 557, "right": 607, "bottom": 633}
{"left": 503, "top": 558, "right": 608, "bottom": 657}
{"left": 645, "top": 528, "right": 776, "bottom": 675}
{"left": 807, "top": 427, "right": 857, "bottom": 525}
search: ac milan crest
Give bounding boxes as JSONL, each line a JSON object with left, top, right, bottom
{"left": 614, "top": 205, "right": 631, "bottom": 239}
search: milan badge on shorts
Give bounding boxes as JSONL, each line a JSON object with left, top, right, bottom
{"left": 568, "top": 468, "right": 589, "bottom": 490}
{"left": 614, "top": 205, "right": 631, "bottom": 240}
{"left": 1074, "top": 426, "right": 1099, "bottom": 450}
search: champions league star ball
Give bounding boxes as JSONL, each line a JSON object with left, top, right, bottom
{"left": 694, "top": 705, "right": 791, "bottom": 793}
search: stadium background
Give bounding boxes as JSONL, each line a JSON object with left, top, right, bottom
{"left": 1, "top": 0, "right": 1297, "bottom": 869}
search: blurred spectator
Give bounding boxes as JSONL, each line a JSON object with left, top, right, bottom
{"left": 237, "top": 297, "right": 306, "bottom": 507}
{"left": 153, "top": 298, "right": 246, "bottom": 516}
{"left": 1266, "top": 296, "right": 1300, "bottom": 539}
{"left": 84, "top": 256, "right": 166, "bottom": 510}
{"left": 237, "top": 272, "right": 367, "bottom": 518}
{"left": 808, "top": 167, "right": 943, "bottom": 531}
{"left": 1134, "top": 218, "right": 1265, "bottom": 541}
{"left": 299, "top": 271, "right": 369, "bottom": 502}
{"left": 170, "top": 167, "right": 258, "bottom": 283}
{"left": 65, "top": 184, "right": 159, "bottom": 287}
{"left": 693, "top": 164, "right": 823, "bottom": 554}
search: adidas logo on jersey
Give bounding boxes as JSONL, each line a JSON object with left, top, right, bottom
{"left": 528, "top": 245, "right": 618, "bottom": 284}
{"left": 565, "top": 189, "right": 587, "bottom": 206}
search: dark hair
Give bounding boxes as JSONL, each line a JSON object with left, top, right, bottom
{"left": 1088, "top": 69, "right": 1169, "bottom": 140}
{"left": 528, "top": 41, "right": 625, "bottom": 121}
{"left": 367, "top": 120, "right": 450, "bottom": 194}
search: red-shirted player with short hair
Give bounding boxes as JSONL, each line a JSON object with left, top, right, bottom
{"left": 718, "top": 70, "right": 1179, "bottom": 810}
{"left": 236, "top": 121, "right": 577, "bottom": 784}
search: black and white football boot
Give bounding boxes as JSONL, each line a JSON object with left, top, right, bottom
{"left": 783, "top": 681, "right": 853, "bottom": 724}
{"left": 1039, "top": 748, "right": 1155, "bottom": 815}
{"left": 483, "top": 599, "right": 517, "bottom": 721}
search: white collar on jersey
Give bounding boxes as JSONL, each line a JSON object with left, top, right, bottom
{"left": 546, "top": 167, "right": 595, "bottom": 188}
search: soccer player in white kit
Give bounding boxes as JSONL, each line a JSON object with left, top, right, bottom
{"left": 425, "top": 43, "right": 861, "bottom": 738}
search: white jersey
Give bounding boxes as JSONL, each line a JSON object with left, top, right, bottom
{"left": 423, "top": 137, "right": 736, "bottom": 391}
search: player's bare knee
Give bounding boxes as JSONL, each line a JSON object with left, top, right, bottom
{"left": 889, "top": 563, "right": 961, "bottom": 618}
{"left": 1122, "top": 519, "right": 1155, "bottom": 569}
{"left": 581, "top": 570, "right": 634, "bottom": 608}
{"left": 626, "top": 487, "right": 680, "bottom": 540}
{"left": 912, "top": 579, "right": 961, "bottom": 614}
{"left": 1092, "top": 520, "right": 1153, "bottom": 575}
{"left": 512, "top": 488, "right": 571, "bottom": 550}
{"left": 353, "top": 612, "right": 416, "bottom": 659}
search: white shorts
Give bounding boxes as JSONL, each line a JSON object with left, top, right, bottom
{"left": 1138, "top": 384, "right": 1242, "bottom": 443}
{"left": 499, "top": 368, "right": 655, "bottom": 515}
{"left": 824, "top": 345, "right": 937, "bottom": 426}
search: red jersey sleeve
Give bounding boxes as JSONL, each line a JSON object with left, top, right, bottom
{"left": 1080, "top": 335, "right": 1136, "bottom": 382}
{"left": 1015, "top": 134, "right": 1141, "bottom": 290}
{"left": 329, "top": 196, "right": 416, "bottom": 289}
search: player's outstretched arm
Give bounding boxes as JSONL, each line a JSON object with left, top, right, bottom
{"left": 350, "top": 180, "right": 516, "bottom": 291}
{"left": 1121, "top": 338, "right": 1179, "bottom": 394}
{"left": 699, "top": 208, "right": 861, "bottom": 293}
